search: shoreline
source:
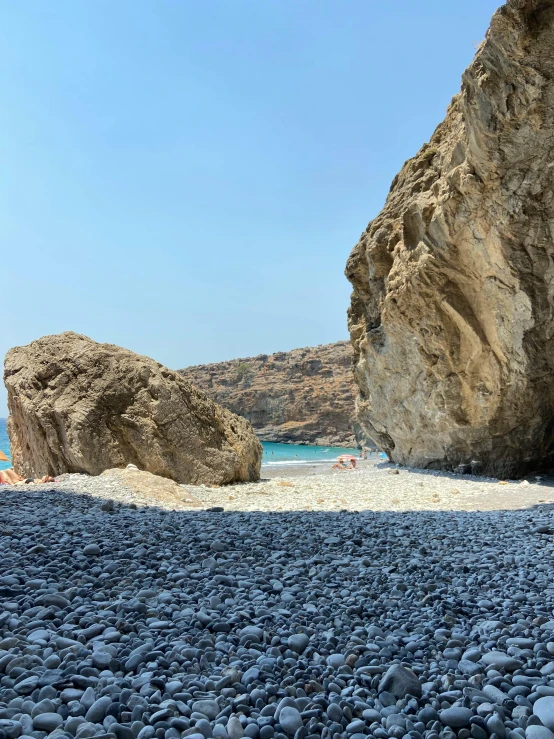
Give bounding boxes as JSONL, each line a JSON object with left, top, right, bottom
{"left": 193, "top": 460, "right": 554, "bottom": 512}
{"left": 2, "top": 457, "right": 554, "bottom": 513}
{"left": 261, "top": 457, "right": 380, "bottom": 478}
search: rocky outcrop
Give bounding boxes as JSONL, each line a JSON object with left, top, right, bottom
{"left": 346, "top": 0, "right": 554, "bottom": 478}
{"left": 180, "top": 341, "right": 360, "bottom": 447}
{"left": 4, "top": 332, "right": 262, "bottom": 484}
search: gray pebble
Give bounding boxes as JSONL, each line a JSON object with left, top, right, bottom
{"left": 278, "top": 707, "right": 303, "bottom": 736}
{"left": 32, "top": 713, "right": 63, "bottom": 732}
{"left": 379, "top": 664, "right": 422, "bottom": 699}
{"left": 440, "top": 707, "right": 474, "bottom": 728}
{"left": 287, "top": 634, "right": 309, "bottom": 654}
{"left": 227, "top": 718, "right": 244, "bottom": 739}
{"left": 85, "top": 696, "right": 112, "bottom": 723}
{"left": 534, "top": 698, "right": 554, "bottom": 731}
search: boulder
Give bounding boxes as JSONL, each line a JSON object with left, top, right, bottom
{"left": 4, "top": 332, "right": 262, "bottom": 484}
{"left": 346, "top": 0, "right": 554, "bottom": 477}
{"left": 100, "top": 468, "right": 201, "bottom": 508}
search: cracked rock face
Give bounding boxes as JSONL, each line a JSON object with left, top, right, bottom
{"left": 180, "top": 341, "right": 360, "bottom": 448}
{"left": 4, "top": 332, "right": 262, "bottom": 484}
{"left": 346, "top": 0, "right": 554, "bottom": 478}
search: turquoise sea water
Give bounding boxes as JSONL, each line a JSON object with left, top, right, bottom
{"left": 0, "top": 418, "right": 360, "bottom": 471}
{"left": 261, "top": 441, "right": 360, "bottom": 467}
{"left": 0, "top": 419, "right": 10, "bottom": 470}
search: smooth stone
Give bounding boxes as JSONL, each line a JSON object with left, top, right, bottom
{"left": 482, "top": 653, "right": 524, "bottom": 672}
{"left": 66, "top": 717, "right": 86, "bottom": 736}
{"left": 460, "top": 660, "right": 483, "bottom": 676}
{"left": 487, "top": 714, "right": 507, "bottom": 739}
{"left": 287, "top": 635, "right": 309, "bottom": 655}
{"left": 385, "top": 714, "right": 406, "bottom": 730}
{"left": 83, "top": 544, "right": 101, "bottom": 556}
{"left": 326, "top": 654, "right": 345, "bottom": 669}
{"left": 534, "top": 698, "right": 554, "bottom": 731}
{"left": 241, "top": 668, "right": 260, "bottom": 686}
{"left": 526, "top": 728, "right": 554, "bottom": 739}
{"left": 33, "top": 714, "right": 63, "bottom": 732}
{"left": 192, "top": 702, "right": 219, "bottom": 721}
{"left": 326, "top": 705, "right": 343, "bottom": 723}
{"left": 484, "top": 686, "right": 510, "bottom": 705}
{"left": 227, "top": 718, "right": 244, "bottom": 739}
{"left": 346, "top": 721, "right": 366, "bottom": 734}
{"left": 440, "top": 708, "right": 474, "bottom": 728}
{"left": 362, "top": 709, "right": 381, "bottom": 722}
{"left": 0, "top": 720, "right": 22, "bottom": 739}
{"left": 91, "top": 652, "right": 111, "bottom": 669}
{"left": 85, "top": 696, "right": 112, "bottom": 723}
{"left": 463, "top": 650, "right": 482, "bottom": 663}
{"left": 278, "top": 707, "right": 303, "bottom": 737}
{"left": 14, "top": 678, "right": 40, "bottom": 696}
{"left": 61, "top": 690, "right": 84, "bottom": 704}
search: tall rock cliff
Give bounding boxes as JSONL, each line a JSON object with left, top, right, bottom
{"left": 180, "top": 341, "right": 360, "bottom": 447}
{"left": 4, "top": 333, "right": 262, "bottom": 484}
{"left": 346, "top": 0, "right": 554, "bottom": 477}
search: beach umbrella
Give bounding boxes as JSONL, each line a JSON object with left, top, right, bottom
{"left": 0, "top": 450, "right": 8, "bottom": 462}
{"left": 338, "top": 454, "right": 357, "bottom": 461}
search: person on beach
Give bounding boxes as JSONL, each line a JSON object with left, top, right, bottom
{"left": 0, "top": 468, "right": 55, "bottom": 485}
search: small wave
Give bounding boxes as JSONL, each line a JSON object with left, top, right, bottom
{"left": 262, "top": 460, "right": 310, "bottom": 467}
{"left": 262, "top": 459, "right": 334, "bottom": 467}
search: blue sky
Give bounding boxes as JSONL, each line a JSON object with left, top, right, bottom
{"left": 0, "top": 0, "right": 500, "bottom": 415}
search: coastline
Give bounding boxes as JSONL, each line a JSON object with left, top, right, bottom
{"left": 0, "top": 423, "right": 366, "bottom": 475}
{"left": 2, "top": 457, "right": 553, "bottom": 513}
{"left": 261, "top": 457, "right": 379, "bottom": 479}
{"left": 3, "top": 418, "right": 554, "bottom": 513}
{"left": 193, "top": 461, "right": 554, "bottom": 512}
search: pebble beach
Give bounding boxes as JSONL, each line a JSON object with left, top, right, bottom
{"left": 3, "top": 460, "right": 553, "bottom": 513}
{"left": 0, "top": 464, "right": 554, "bottom": 739}
{"left": 193, "top": 461, "right": 554, "bottom": 513}
{"left": 4, "top": 6, "right": 554, "bottom": 739}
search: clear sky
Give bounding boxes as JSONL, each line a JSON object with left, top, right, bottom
{"left": 0, "top": 0, "right": 500, "bottom": 415}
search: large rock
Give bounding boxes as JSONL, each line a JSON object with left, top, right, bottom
{"left": 346, "top": 0, "right": 554, "bottom": 478}
{"left": 4, "top": 332, "right": 262, "bottom": 484}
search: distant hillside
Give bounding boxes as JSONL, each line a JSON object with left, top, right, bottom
{"left": 180, "top": 341, "right": 360, "bottom": 447}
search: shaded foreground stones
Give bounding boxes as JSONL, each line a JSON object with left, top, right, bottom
{"left": 0, "top": 485, "right": 554, "bottom": 739}
{"left": 346, "top": 0, "right": 554, "bottom": 477}
{"left": 4, "top": 332, "right": 262, "bottom": 485}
